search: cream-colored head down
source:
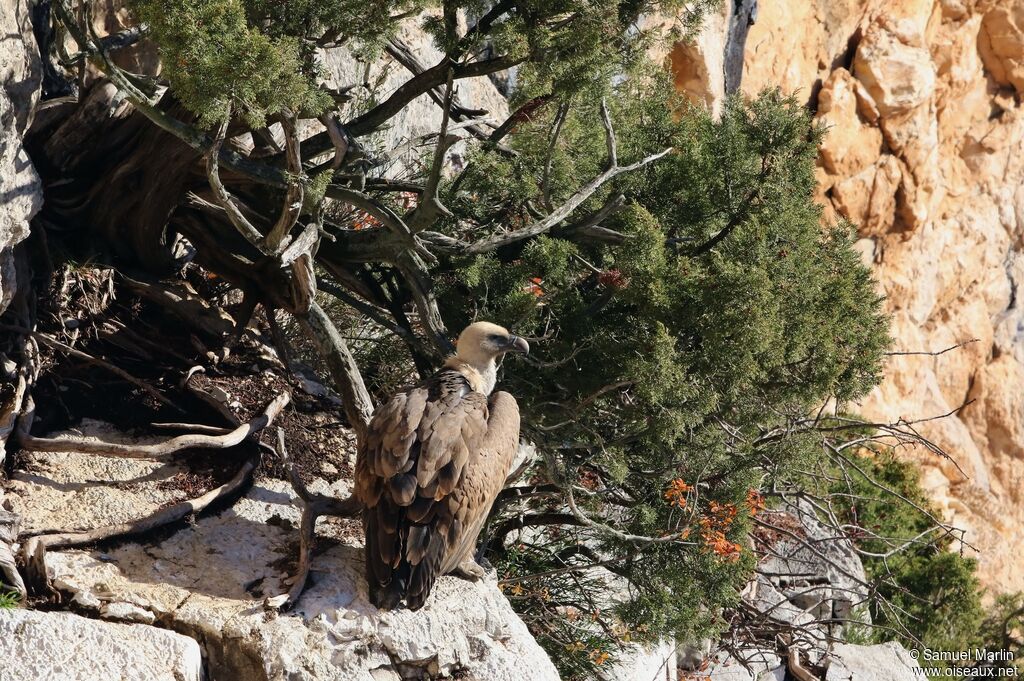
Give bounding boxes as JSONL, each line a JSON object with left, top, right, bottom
{"left": 443, "top": 321, "right": 529, "bottom": 394}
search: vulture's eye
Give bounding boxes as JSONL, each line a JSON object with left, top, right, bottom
{"left": 488, "top": 334, "right": 505, "bottom": 344}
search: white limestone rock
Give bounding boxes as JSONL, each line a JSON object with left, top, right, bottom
{"left": 34, "top": 479, "right": 559, "bottom": 681}
{"left": 4, "top": 420, "right": 190, "bottom": 535}
{"left": 0, "top": 608, "right": 202, "bottom": 681}
{"left": 603, "top": 639, "right": 677, "bottom": 681}
{"left": 0, "top": 0, "right": 43, "bottom": 315}
{"left": 826, "top": 641, "right": 922, "bottom": 681}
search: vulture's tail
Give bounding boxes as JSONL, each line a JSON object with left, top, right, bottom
{"left": 365, "top": 506, "right": 446, "bottom": 611}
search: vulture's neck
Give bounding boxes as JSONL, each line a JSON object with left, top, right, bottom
{"left": 443, "top": 355, "right": 497, "bottom": 395}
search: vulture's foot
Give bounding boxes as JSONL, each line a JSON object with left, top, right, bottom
{"left": 453, "top": 559, "right": 488, "bottom": 581}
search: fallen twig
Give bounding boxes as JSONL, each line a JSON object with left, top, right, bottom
{"left": 151, "top": 422, "right": 235, "bottom": 435}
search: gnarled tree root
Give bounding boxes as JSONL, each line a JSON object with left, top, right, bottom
{"left": 265, "top": 428, "right": 361, "bottom": 611}
{"left": 18, "top": 392, "right": 290, "bottom": 597}
{"left": 0, "top": 325, "right": 181, "bottom": 412}
{"left": 17, "top": 392, "right": 289, "bottom": 458}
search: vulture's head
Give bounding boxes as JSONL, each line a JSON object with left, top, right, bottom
{"left": 454, "top": 321, "right": 529, "bottom": 368}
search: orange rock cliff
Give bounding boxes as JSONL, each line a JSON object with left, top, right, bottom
{"left": 667, "top": 0, "right": 1024, "bottom": 594}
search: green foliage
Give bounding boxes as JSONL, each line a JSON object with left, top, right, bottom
{"left": 978, "top": 593, "right": 1024, "bottom": 674}
{"left": 0, "top": 591, "right": 19, "bottom": 609}
{"left": 129, "top": 0, "right": 718, "bottom": 131}
{"left": 130, "top": 0, "right": 426, "bottom": 127}
{"left": 430, "top": 77, "right": 889, "bottom": 674}
{"left": 132, "top": 0, "right": 322, "bottom": 127}
{"left": 824, "top": 450, "right": 985, "bottom": 668}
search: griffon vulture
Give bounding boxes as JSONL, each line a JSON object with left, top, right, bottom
{"left": 356, "top": 321, "right": 529, "bottom": 610}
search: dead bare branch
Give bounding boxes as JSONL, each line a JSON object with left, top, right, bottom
{"left": 318, "top": 111, "right": 349, "bottom": 170}
{"left": 885, "top": 338, "right": 979, "bottom": 357}
{"left": 1, "top": 325, "right": 180, "bottom": 411}
{"left": 265, "top": 428, "right": 361, "bottom": 610}
{"left": 265, "top": 114, "right": 305, "bottom": 253}
{"left": 206, "top": 116, "right": 268, "bottom": 249}
{"left": 296, "top": 302, "right": 374, "bottom": 439}
{"left": 406, "top": 69, "right": 456, "bottom": 232}
{"left": 18, "top": 392, "right": 289, "bottom": 459}
{"left": 0, "top": 507, "right": 26, "bottom": 602}
{"left": 463, "top": 114, "right": 671, "bottom": 254}
{"left": 120, "top": 274, "right": 236, "bottom": 338}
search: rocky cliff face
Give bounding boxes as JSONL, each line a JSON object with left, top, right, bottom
{"left": 669, "top": 0, "right": 1024, "bottom": 594}
{"left": 0, "top": 0, "right": 43, "bottom": 315}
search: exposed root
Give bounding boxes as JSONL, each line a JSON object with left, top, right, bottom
{"left": 17, "top": 391, "right": 289, "bottom": 458}
{"left": 20, "top": 418, "right": 276, "bottom": 596}
{"left": 182, "top": 366, "right": 242, "bottom": 426}
{"left": 265, "top": 427, "right": 361, "bottom": 611}
{"left": 97, "top": 318, "right": 193, "bottom": 365}
{"left": 1, "top": 336, "right": 38, "bottom": 468}
{"left": 0, "top": 506, "right": 26, "bottom": 602}
{"left": 781, "top": 635, "right": 823, "bottom": 681}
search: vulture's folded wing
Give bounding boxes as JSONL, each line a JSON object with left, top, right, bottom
{"left": 356, "top": 371, "right": 501, "bottom": 610}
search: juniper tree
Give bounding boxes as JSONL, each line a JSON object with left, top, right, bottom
{"left": 27, "top": 0, "right": 917, "bottom": 676}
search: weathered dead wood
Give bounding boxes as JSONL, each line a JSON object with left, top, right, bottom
{"left": 121, "top": 274, "right": 237, "bottom": 338}
{"left": 0, "top": 337, "right": 38, "bottom": 468}
{"left": 0, "top": 370, "right": 28, "bottom": 468}
{"left": 20, "top": 417, "right": 276, "bottom": 595}
{"left": 0, "top": 325, "right": 180, "bottom": 412}
{"left": 0, "top": 506, "right": 27, "bottom": 602}
{"left": 296, "top": 302, "right": 374, "bottom": 440}
{"left": 264, "top": 428, "right": 361, "bottom": 611}
{"left": 98, "top": 318, "right": 193, "bottom": 365}
{"left": 182, "top": 366, "right": 243, "bottom": 426}
{"left": 96, "top": 322, "right": 154, "bottom": 361}
{"left": 781, "top": 635, "right": 820, "bottom": 681}
{"left": 17, "top": 392, "right": 288, "bottom": 459}
{"left": 405, "top": 69, "right": 456, "bottom": 232}
{"left": 464, "top": 102, "right": 672, "bottom": 255}
{"left": 151, "top": 422, "right": 235, "bottom": 435}
{"left": 264, "top": 114, "right": 304, "bottom": 253}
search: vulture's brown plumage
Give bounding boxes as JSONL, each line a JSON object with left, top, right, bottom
{"left": 356, "top": 321, "right": 529, "bottom": 610}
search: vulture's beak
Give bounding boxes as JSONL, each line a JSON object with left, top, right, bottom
{"left": 507, "top": 335, "right": 530, "bottom": 355}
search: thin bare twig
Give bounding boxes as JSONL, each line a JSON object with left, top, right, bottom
{"left": 885, "top": 339, "right": 978, "bottom": 357}
{"left": 464, "top": 106, "right": 671, "bottom": 254}
{"left": 407, "top": 69, "right": 456, "bottom": 232}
